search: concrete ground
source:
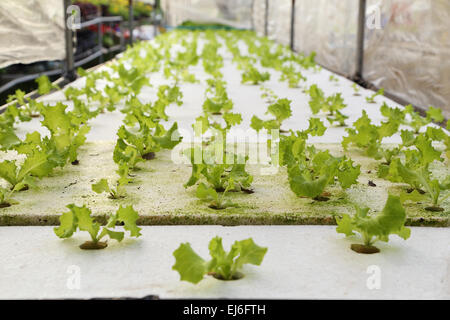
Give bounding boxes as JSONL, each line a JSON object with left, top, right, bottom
{"left": 0, "top": 225, "right": 448, "bottom": 299}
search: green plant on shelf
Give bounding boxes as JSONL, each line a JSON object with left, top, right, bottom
{"left": 91, "top": 162, "right": 131, "bottom": 199}
{"left": 306, "top": 84, "right": 348, "bottom": 126}
{"left": 0, "top": 142, "right": 65, "bottom": 206}
{"left": 376, "top": 127, "right": 449, "bottom": 211}
{"left": 0, "top": 146, "right": 60, "bottom": 207}
{"left": 195, "top": 181, "right": 238, "bottom": 210}
{"left": 36, "top": 75, "right": 59, "bottom": 95}
{"left": 279, "top": 65, "right": 305, "bottom": 88}
{"left": 287, "top": 147, "right": 360, "bottom": 201}
{"left": 329, "top": 74, "right": 339, "bottom": 83}
{"left": 365, "top": 88, "right": 384, "bottom": 103}
{"left": 352, "top": 83, "right": 361, "bottom": 96}
{"left": 184, "top": 145, "right": 253, "bottom": 209}
{"left": 5, "top": 89, "right": 45, "bottom": 122}
{"left": 399, "top": 174, "right": 450, "bottom": 212}
{"left": 342, "top": 110, "right": 400, "bottom": 159}
{"left": 173, "top": 236, "right": 267, "bottom": 283}
{"left": 260, "top": 86, "right": 278, "bottom": 104}
{"left": 54, "top": 204, "right": 142, "bottom": 250}
{"left": 116, "top": 121, "right": 182, "bottom": 162}
{"left": 184, "top": 145, "right": 253, "bottom": 192}
{"left": 402, "top": 105, "right": 444, "bottom": 133}
{"left": 241, "top": 66, "right": 270, "bottom": 85}
{"left": 40, "top": 102, "right": 91, "bottom": 164}
{"left": 251, "top": 98, "right": 292, "bottom": 132}
{"left": 113, "top": 138, "right": 143, "bottom": 169}
{"left": 201, "top": 78, "right": 233, "bottom": 115}
{"left": 110, "top": 63, "right": 151, "bottom": 96}
{"left": 336, "top": 195, "right": 411, "bottom": 254}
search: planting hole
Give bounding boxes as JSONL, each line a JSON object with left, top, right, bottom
{"left": 313, "top": 196, "right": 329, "bottom": 202}
{"left": 351, "top": 244, "right": 380, "bottom": 254}
{"left": 142, "top": 152, "right": 156, "bottom": 160}
{"left": 79, "top": 241, "right": 108, "bottom": 250}
{"left": 208, "top": 204, "right": 225, "bottom": 210}
{"left": 209, "top": 272, "right": 244, "bottom": 281}
{"left": 425, "top": 206, "right": 444, "bottom": 212}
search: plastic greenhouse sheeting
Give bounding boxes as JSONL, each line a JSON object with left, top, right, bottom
{"left": 251, "top": 0, "right": 450, "bottom": 118}
{"left": 363, "top": 0, "right": 450, "bottom": 119}
{"left": 253, "top": 0, "right": 358, "bottom": 76}
{"left": 161, "top": 0, "right": 253, "bottom": 29}
{"left": 0, "top": 0, "right": 65, "bottom": 68}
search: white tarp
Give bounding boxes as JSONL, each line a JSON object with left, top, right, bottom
{"left": 161, "top": 0, "right": 253, "bottom": 29}
{"left": 252, "top": 0, "right": 450, "bottom": 118}
{"left": 0, "top": 0, "right": 65, "bottom": 68}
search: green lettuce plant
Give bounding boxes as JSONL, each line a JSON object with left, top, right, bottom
{"left": 173, "top": 237, "right": 267, "bottom": 283}
{"left": 54, "top": 204, "right": 142, "bottom": 249}
{"left": 336, "top": 195, "right": 411, "bottom": 253}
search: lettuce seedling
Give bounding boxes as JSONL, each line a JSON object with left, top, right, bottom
{"left": 0, "top": 148, "right": 53, "bottom": 206}
{"left": 0, "top": 145, "right": 50, "bottom": 184}
{"left": 251, "top": 98, "right": 292, "bottom": 132}
{"left": 6, "top": 90, "right": 44, "bottom": 120}
{"left": 279, "top": 65, "right": 305, "bottom": 88}
{"left": 202, "top": 79, "right": 233, "bottom": 115}
{"left": 392, "top": 160, "right": 449, "bottom": 211}
{"left": 195, "top": 181, "right": 238, "bottom": 210}
{"left": 202, "top": 44, "right": 224, "bottom": 79}
{"left": 157, "top": 84, "right": 183, "bottom": 106}
{"left": 111, "top": 63, "right": 150, "bottom": 95}
{"left": 241, "top": 66, "right": 270, "bottom": 85}
{"left": 0, "top": 187, "right": 14, "bottom": 208}
{"left": 0, "top": 104, "right": 21, "bottom": 128}
{"left": 91, "top": 162, "right": 131, "bottom": 199}
{"left": 329, "top": 75, "right": 338, "bottom": 82}
{"left": 307, "top": 85, "right": 348, "bottom": 126}
{"left": 378, "top": 129, "right": 446, "bottom": 209}
{"left": 117, "top": 122, "right": 182, "bottom": 161}
{"left": 279, "top": 118, "right": 357, "bottom": 200}
{"left": 36, "top": 75, "right": 59, "bottom": 95}
{"left": 342, "top": 110, "right": 399, "bottom": 159}
{"left": 365, "top": 88, "right": 384, "bottom": 103}
{"left": 40, "top": 102, "right": 91, "bottom": 164}
{"left": 184, "top": 146, "right": 253, "bottom": 194}
{"left": 0, "top": 127, "right": 22, "bottom": 151}
{"left": 113, "top": 138, "right": 143, "bottom": 169}
{"left": 336, "top": 195, "right": 411, "bottom": 253}
{"left": 352, "top": 83, "right": 361, "bottom": 96}
{"left": 260, "top": 86, "right": 278, "bottom": 104}
{"left": 11, "top": 132, "right": 67, "bottom": 174}
{"left": 279, "top": 118, "right": 327, "bottom": 167}
{"left": 172, "top": 237, "right": 267, "bottom": 283}
{"left": 287, "top": 148, "right": 360, "bottom": 200}
{"left": 402, "top": 105, "right": 444, "bottom": 133}
{"left": 54, "top": 204, "right": 142, "bottom": 249}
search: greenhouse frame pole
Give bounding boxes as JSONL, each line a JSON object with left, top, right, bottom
{"left": 290, "top": 0, "right": 296, "bottom": 51}
{"left": 63, "top": 0, "right": 76, "bottom": 82}
{"left": 264, "top": 0, "right": 269, "bottom": 37}
{"left": 128, "top": 0, "right": 134, "bottom": 46}
{"left": 355, "top": 0, "right": 366, "bottom": 80}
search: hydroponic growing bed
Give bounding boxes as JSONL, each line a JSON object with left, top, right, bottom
{"left": 0, "top": 30, "right": 449, "bottom": 299}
